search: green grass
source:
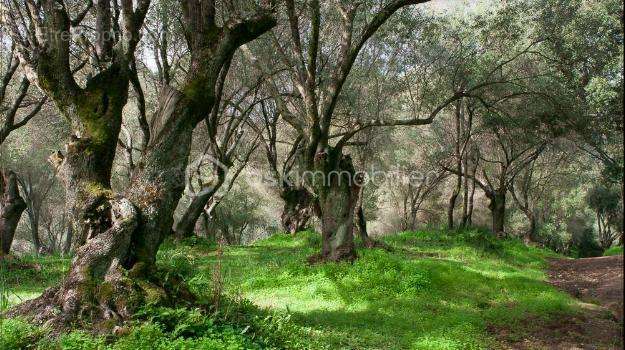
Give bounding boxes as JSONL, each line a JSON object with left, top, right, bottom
{"left": 2, "top": 229, "right": 582, "bottom": 349}
{"left": 1, "top": 254, "right": 70, "bottom": 310}
{"left": 158, "top": 229, "right": 578, "bottom": 349}
{"left": 603, "top": 246, "right": 623, "bottom": 256}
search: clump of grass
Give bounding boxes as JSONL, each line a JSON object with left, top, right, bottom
{"left": 1, "top": 254, "right": 70, "bottom": 311}
{"left": 603, "top": 246, "right": 623, "bottom": 256}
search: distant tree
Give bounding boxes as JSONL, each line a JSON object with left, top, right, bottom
{"left": 245, "top": 0, "right": 535, "bottom": 260}
{"left": 0, "top": 43, "right": 46, "bottom": 257}
{"left": 533, "top": 0, "right": 624, "bottom": 238}
{"left": 586, "top": 183, "right": 622, "bottom": 249}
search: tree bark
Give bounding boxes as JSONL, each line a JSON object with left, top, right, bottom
{"left": 174, "top": 168, "right": 226, "bottom": 240}
{"left": 28, "top": 209, "right": 41, "bottom": 254}
{"left": 0, "top": 170, "right": 26, "bottom": 256}
{"left": 447, "top": 99, "right": 463, "bottom": 229}
{"left": 527, "top": 212, "right": 537, "bottom": 243}
{"left": 125, "top": 99, "right": 198, "bottom": 272}
{"left": 447, "top": 184, "right": 461, "bottom": 229}
{"left": 461, "top": 155, "right": 470, "bottom": 226}
{"left": 487, "top": 191, "right": 506, "bottom": 237}
{"left": 318, "top": 182, "right": 358, "bottom": 262}
{"left": 355, "top": 205, "right": 369, "bottom": 242}
{"left": 354, "top": 182, "right": 380, "bottom": 248}
{"left": 62, "top": 222, "right": 73, "bottom": 256}
{"left": 53, "top": 65, "right": 132, "bottom": 252}
{"left": 466, "top": 175, "right": 476, "bottom": 226}
{"left": 117, "top": 7, "right": 276, "bottom": 269}
{"left": 308, "top": 148, "right": 359, "bottom": 262}
{"left": 7, "top": 198, "right": 186, "bottom": 329}
{"left": 280, "top": 185, "right": 313, "bottom": 234}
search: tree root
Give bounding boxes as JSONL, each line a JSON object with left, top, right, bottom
{"left": 6, "top": 270, "right": 195, "bottom": 335}
{"left": 307, "top": 248, "right": 358, "bottom": 264}
{"left": 361, "top": 238, "right": 394, "bottom": 252}
{"left": 4, "top": 197, "right": 194, "bottom": 335}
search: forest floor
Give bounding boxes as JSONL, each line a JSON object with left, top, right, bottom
{"left": 2, "top": 230, "right": 624, "bottom": 349}
{"left": 493, "top": 255, "right": 624, "bottom": 349}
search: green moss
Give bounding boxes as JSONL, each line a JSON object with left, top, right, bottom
{"left": 137, "top": 281, "right": 167, "bottom": 305}
{"left": 97, "top": 282, "right": 116, "bottom": 302}
{"left": 85, "top": 182, "right": 113, "bottom": 198}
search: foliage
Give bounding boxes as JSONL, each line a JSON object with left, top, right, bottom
{"left": 0, "top": 318, "right": 45, "bottom": 350}
{"left": 603, "top": 246, "right": 623, "bottom": 256}
{"left": 585, "top": 183, "right": 623, "bottom": 249}
{"left": 0, "top": 255, "right": 69, "bottom": 312}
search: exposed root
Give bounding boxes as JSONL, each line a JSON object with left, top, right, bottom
{"left": 4, "top": 197, "right": 193, "bottom": 334}
{"left": 361, "top": 238, "right": 393, "bottom": 252}
{"left": 307, "top": 248, "right": 357, "bottom": 264}
{"left": 6, "top": 269, "right": 195, "bottom": 334}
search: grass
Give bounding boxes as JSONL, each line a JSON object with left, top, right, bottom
{"left": 158, "top": 229, "right": 578, "bottom": 349}
{"left": 603, "top": 246, "right": 623, "bottom": 256}
{"left": 1, "top": 254, "right": 69, "bottom": 310}
{"left": 2, "top": 229, "right": 583, "bottom": 349}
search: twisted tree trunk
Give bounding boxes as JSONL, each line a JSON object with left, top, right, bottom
{"left": 487, "top": 190, "right": 506, "bottom": 237}
{"left": 280, "top": 186, "right": 314, "bottom": 234}
{"left": 308, "top": 148, "right": 360, "bottom": 262}
{"left": 174, "top": 169, "right": 226, "bottom": 240}
{"left": 6, "top": 71, "right": 166, "bottom": 328}
{"left": 0, "top": 170, "right": 26, "bottom": 256}
{"left": 125, "top": 97, "right": 199, "bottom": 272}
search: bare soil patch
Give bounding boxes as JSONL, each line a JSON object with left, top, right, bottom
{"left": 549, "top": 255, "right": 623, "bottom": 321}
{"left": 493, "top": 255, "right": 624, "bottom": 349}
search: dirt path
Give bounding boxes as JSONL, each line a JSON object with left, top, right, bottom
{"left": 549, "top": 255, "right": 623, "bottom": 322}
{"left": 498, "top": 255, "right": 624, "bottom": 349}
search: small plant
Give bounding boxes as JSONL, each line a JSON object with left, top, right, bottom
{"left": 0, "top": 318, "right": 45, "bottom": 350}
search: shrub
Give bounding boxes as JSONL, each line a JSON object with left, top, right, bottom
{"left": 0, "top": 318, "right": 44, "bottom": 350}
{"left": 58, "top": 331, "right": 106, "bottom": 350}
{"left": 603, "top": 246, "right": 624, "bottom": 256}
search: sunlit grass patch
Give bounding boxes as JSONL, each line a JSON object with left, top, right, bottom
{"left": 1, "top": 254, "right": 70, "bottom": 310}
{"left": 603, "top": 246, "right": 623, "bottom": 256}
{"left": 159, "top": 229, "right": 577, "bottom": 349}
{"left": 2, "top": 229, "right": 581, "bottom": 349}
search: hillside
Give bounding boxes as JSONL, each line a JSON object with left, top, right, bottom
{"left": 2, "top": 230, "right": 623, "bottom": 349}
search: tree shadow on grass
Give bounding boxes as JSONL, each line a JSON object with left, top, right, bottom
{"left": 159, "top": 232, "right": 579, "bottom": 349}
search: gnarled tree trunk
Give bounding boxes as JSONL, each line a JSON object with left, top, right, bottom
{"left": 280, "top": 186, "right": 314, "bottom": 234}
{"left": 126, "top": 102, "right": 199, "bottom": 272}
{"left": 0, "top": 170, "right": 26, "bottom": 256}
{"left": 10, "top": 199, "right": 138, "bottom": 323}
{"left": 487, "top": 191, "right": 506, "bottom": 237}
{"left": 309, "top": 148, "right": 360, "bottom": 262}
{"left": 174, "top": 169, "right": 226, "bottom": 240}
